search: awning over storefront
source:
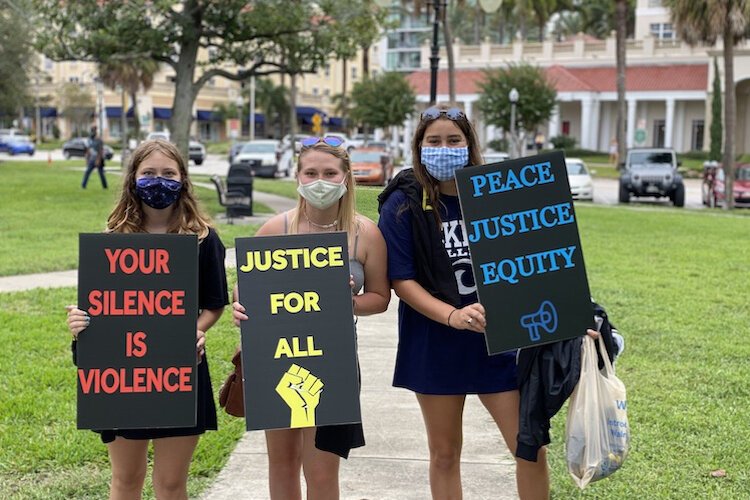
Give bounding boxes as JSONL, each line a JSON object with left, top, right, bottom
{"left": 153, "top": 107, "right": 172, "bottom": 120}
{"left": 249, "top": 113, "right": 265, "bottom": 124}
{"left": 40, "top": 106, "right": 58, "bottom": 118}
{"left": 328, "top": 116, "right": 343, "bottom": 127}
{"left": 105, "top": 106, "right": 135, "bottom": 118}
{"left": 296, "top": 106, "right": 327, "bottom": 125}
{"left": 197, "top": 110, "right": 222, "bottom": 122}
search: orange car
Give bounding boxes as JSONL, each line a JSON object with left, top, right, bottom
{"left": 350, "top": 148, "right": 394, "bottom": 186}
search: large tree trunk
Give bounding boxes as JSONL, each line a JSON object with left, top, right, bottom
{"left": 442, "top": 10, "right": 456, "bottom": 104}
{"left": 615, "top": 0, "right": 627, "bottom": 168}
{"left": 362, "top": 45, "right": 370, "bottom": 77}
{"left": 171, "top": 35, "right": 200, "bottom": 162}
{"left": 722, "top": 28, "right": 735, "bottom": 210}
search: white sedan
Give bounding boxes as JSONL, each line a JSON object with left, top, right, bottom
{"left": 566, "top": 157, "right": 594, "bottom": 201}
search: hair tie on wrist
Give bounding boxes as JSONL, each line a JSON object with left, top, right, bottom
{"left": 447, "top": 308, "right": 458, "bottom": 327}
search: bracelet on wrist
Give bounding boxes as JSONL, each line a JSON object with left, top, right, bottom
{"left": 447, "top": 308, "right": 458, "bottom": 327}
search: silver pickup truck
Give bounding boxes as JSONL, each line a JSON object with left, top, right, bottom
{"left": 619, "top": 148, "right": 685, "bottom": 207}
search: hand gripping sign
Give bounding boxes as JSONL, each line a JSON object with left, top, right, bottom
{"left": 235, "top": 232, "right": 361, "bottom": 431}
{"left": 455, "top": 151, "right": 593, "bottom": 354}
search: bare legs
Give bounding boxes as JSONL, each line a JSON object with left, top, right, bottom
{"left": 265, "top": 427, "right": 340, "bottom": 500}
{"left": 415, "top": 391, "right": 549, "bottom": 500}
{"left": 106, "top": 435, "right": 198, "bottom": 500}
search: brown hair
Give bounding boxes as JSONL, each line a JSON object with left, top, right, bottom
{"left": 106, "top": 139, "right": 212, "bottom": 239}
{"left": 411, "top": 103, "right": 483, "bottom": 226}
{"left": 291, "top": 141, "right": 359, "bottom": 244}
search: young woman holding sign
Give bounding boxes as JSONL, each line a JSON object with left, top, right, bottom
{"left": 66, "top": 139, "right": 228, "bottom": 500}
{"left": 232, "top": 136, "right": 390, "bottom": 500}
{"left": 376, "top": 104, "right": 554, "bottom": 499}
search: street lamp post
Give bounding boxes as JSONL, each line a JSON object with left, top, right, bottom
{"left": 509, "top": 87, "right": 519, "bottom": 159}
{"left": 428, "top": 1, "right": 446, "bottom": 105}
{"left": 34, "top": 77, "right": 41, "bottom": 146}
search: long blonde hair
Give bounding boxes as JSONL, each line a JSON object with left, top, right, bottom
{"left": 106, "top": 140, "right": 212, "bottom": 239}
{"left": 290, "top": 141, "right": 359, "bottom": 244}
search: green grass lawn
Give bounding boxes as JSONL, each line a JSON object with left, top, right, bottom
{"left": 0, "top": 162, "right": 270, "bottom": 276}
{"left": 2, "top": 160, "right": 750, "bottom": 497}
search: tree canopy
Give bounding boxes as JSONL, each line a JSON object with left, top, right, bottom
{"left": 0, "top": 1, "right": 33, "bottom": 117}
{"left": 349, "top": 72, "right": 416, "bottom": 133}
{"left": 477, "top": 63, "right": 557, "bottom": 133}
{"left": 33, "top": 0, "right": 384, "bottom": 157}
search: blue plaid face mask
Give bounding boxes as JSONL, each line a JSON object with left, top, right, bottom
{"left": 421, "top": 147, "right": 469, "bottom": 181}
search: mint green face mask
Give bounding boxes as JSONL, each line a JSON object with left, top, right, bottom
{"left": 297, "top": 179, "right": 347, "bottom": 209}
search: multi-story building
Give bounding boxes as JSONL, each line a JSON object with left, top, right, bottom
{"left": 400, "top": 0, "right": 750, "bottom": 155}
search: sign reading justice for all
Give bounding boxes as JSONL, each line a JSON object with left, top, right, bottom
{"left": 76, "top": 234, "right": 198, "bottom": 430}
{"left": 455, "top": 151, "right": 593, "bottom": 354}
{"left": 236, "top": 232, "right": 361, "bottom": 431}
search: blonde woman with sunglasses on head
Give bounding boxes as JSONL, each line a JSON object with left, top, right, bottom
{"left": 377, "top": 104, "right": 552, "bottom": 499}
{"left": 232, "top": 136, "right": 390, "bottom": 500}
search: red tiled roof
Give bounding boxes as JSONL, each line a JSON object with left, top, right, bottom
{"left": 406, "top": 64, "right": 708, "bottom": 95}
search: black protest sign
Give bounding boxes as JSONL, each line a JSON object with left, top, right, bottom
{"left": 235, "top": 232, "right": 361, "bottom": 431}
{"left": 455, "top": 150, "right": 593, "bottom": 354}
{"left": 76, "top": 234, "right": 198, "bottom": 430}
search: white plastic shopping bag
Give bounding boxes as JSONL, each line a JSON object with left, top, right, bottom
{"left": 566, "top": 335, "right": 629, "bottom": 488}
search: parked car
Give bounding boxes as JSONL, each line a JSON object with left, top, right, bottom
{"left": 483, "top": 150, "right": 510, "bottom": 164}
{"left": 234, "top": 139, "right": 283, "bottom": 177}
{"left": 229, "top": 141, "right": 245, "bottom": 164}
{"left": 5, "top": 136, "right": 35, "bottom": 156}
{"left": 0, "top": 128, "right": 22, "bottom": 152}
{"left": 350, "top": 148, "right": 394, "bottom": 186}
{"left": 62, "top": 137, "right": 114, "bottom": 160}
{"left": 565, "top": 157, "right": 594, "bottom": 201}
{"left": 145, "top": 131, "right": 205, "bottom": 165}
{"left": 703, "top": 163, "right": 750, "bottom": 208}
{"left": 618, "top": 148, "right": 684, "bottom": 207}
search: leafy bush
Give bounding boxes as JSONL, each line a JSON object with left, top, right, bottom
{"left": 486, "top": 138, "right": 508, "bottom": 152}
{"left": 550, "top": 135, "right": 576, "bottom": 149}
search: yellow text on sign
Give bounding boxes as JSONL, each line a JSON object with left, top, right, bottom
{"left": 239, "top": 246, "right": 344, "bottom": 272}
{"left": 275, "top": 336, "right": 324, "bottom": 359}
{"left": 270, "top": 291, "right": 321, "bottom": 314}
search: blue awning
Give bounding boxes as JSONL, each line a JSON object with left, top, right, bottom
{"left": 40, "top": 106, "right": 57, "bottom": 118}
{"left": 153, "top": 107, "right": 172, "bottom": 120}
{"left": 328, "top": 116, "right": 343, "bottom": 127}
{"left": 249, "top": 113, "right": 265, "bottom": 124}
{"left": 197, "top": 110, "right": 222, "bottom": 122}
{"left": 105, "top": 106, "right": 135, "bottom": 119}
{"left": 296, "top": 106, "right": 327, "bottom": 125}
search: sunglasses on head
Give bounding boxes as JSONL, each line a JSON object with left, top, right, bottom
{"left": 421, "top": 106, "right": 466, "bottom": 122}
{"left": 300, "top": 136, "right": 345, "bottom": 148}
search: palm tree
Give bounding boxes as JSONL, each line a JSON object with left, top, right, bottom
{"left": 98, "top": 58, "right": 158, "bottom": 144}
{"left": 666, "top": 0, "right": 750, "bottom": 209}
{"left": 254, "top": 78, "right": 290, "bottom": 139}
{"left": 615, "top": 0, "right": 627, "bottom": 168}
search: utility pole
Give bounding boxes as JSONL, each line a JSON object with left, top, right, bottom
{"left": 428, "top": 1, "right": 443, "bottom": 105}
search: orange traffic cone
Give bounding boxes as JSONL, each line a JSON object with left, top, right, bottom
{"left": 47, "top": 152, "right": 52, "bottom": 165}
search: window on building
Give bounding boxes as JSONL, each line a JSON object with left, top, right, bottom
{"left": 312, "top": 87, "right": 319, "bottom": 96}
{"left": 324, "top": 65, "right": 330, "bottom": 77}
{"left": 648, "top": 0, "right": 663, "bottom": 7}
{"left": 323, "top": 88, "right": 330, "bottom": 97}
{"left": 691, "top": 120, "right": 705, "bottom": 151}
{"left": 650, "top": 23, "right": 674, "bottom": 40}
{"left": 68, "top": 76, "right": 80, "bottom": 83}
{"left": 351, "top": 66, "right": 358, "bottom": 80}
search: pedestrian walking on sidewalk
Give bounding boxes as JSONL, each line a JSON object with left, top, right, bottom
{"left": 81, "top": 126, "right": 108, "bottom": 189}
{"left": 377, "top": 104, "right": 552, "bottom": 499}
{"left": 232, "top": 136, "right": 390, "bottom": 500}
{"left": 66, "top": 139, "right": 228, "bottom": 499}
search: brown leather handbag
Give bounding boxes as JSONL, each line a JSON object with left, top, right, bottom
{"left": 218, "top": 349, "right": 245, "bottom": 417}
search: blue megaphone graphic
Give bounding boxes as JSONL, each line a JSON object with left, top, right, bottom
{"left": 519, "top": 300, "right": 558, "bottom": 342}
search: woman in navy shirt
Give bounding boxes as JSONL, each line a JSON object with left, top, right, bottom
{"left": 377, "top": 104, "right": 549, "bottom": 499}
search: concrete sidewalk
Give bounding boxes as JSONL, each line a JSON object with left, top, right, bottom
{"left": 200, "top": 296, "right": 518, "bottom": 500}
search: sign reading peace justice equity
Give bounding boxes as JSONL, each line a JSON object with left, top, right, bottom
{"left": 235, "top": 232, "right": 361, "bottom": 431}
{"left": 455, "top": 150, "right": 594, "bottom": 354}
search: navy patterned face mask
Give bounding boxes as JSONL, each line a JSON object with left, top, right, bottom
{"left": 135, "top": 176, "right": 183, "bottom": 209}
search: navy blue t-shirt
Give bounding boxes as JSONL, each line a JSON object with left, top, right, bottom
{"left": 378, "top": 190, "right": 517, "bottom": 395}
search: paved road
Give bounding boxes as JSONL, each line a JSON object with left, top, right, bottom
{"left": 5, "top": 150, "right": 706, "bottom": 209}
